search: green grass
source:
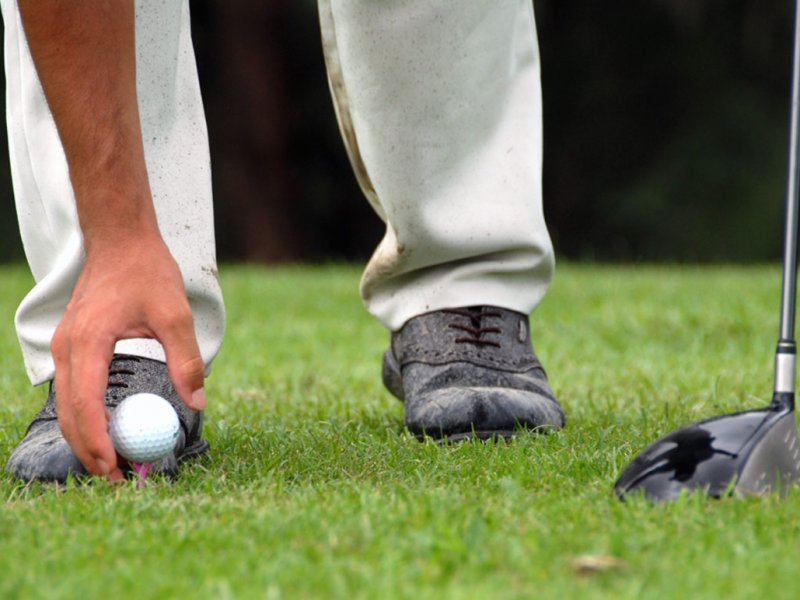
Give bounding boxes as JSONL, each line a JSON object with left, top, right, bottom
{"left": 1, "top": 263, "right": 800, "bottom": 599}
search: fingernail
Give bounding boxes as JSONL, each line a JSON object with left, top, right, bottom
{"left": 192, "top": 388, "right": 207, "bottom": 411}
{"left": 96, "top": 459, "right": 110, "bottom": 476}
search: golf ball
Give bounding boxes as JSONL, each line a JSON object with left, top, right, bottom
{"left": 108, "top": 393, "right": 180, "bottom": 463}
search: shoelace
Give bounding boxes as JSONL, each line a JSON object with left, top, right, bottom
{"left": 106, "top": 356, "right": 142, "bottom": 405}
{"left": 107, "top": 356, "right": 141, "bottom": 389}
{"left": 443, "top": 307, "right": 503, "bottom": 348}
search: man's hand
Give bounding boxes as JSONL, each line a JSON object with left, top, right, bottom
{"left": 19, "top": 1, "right": 207, "bottom": 478}
{"left": 51, "top": 233, "right": 206, "bottom": 480}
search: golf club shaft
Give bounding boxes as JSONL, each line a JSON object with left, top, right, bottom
{"left": 775, "top": 0, "right": 800, "bottom": 397}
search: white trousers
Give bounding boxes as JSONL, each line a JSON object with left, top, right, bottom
{"left": 3, "top": 0, "right": 553, "bottom": 386}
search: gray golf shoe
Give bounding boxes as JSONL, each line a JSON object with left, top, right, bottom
{"left": 383, "top": 306, "right": 564, "bottom": 441}
{"left": 6, "top": 354, "right": 208, "bottom": 483}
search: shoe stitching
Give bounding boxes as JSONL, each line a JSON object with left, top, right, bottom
{"left": 402, "top": 347, "right": 535, "bottom": 368}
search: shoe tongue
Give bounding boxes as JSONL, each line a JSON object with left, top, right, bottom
{"left": 466, "top": 306, "right": 487, "bottom": 325}
{"left": 465, "top": 306, "right": 482, "bottom": 320}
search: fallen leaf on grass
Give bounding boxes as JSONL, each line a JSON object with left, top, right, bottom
{"left": 571, "top": 554, "right": 626, "bottom": 575}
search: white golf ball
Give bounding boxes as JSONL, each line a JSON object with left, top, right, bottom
{"left": 108, "top": 393, "right": 180, "bottom": 463}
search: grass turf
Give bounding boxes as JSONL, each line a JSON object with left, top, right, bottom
{"left": 1, "top": 263, "right": 800, "bottom": 599}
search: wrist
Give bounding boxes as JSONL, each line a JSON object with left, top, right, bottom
{"left": 82, "top": 222, "right": 165, "bottom": 258}
{"left": 77, "top": 183, "right": 162, "bottom": 256}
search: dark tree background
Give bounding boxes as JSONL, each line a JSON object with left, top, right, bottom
{"left": 537, "top": 0, "right": 793, "bottom": 261}
{"left": 0, "top": 0, "right": 795, "bottom": 263}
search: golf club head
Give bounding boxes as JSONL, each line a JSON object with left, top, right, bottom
{"left": 614, "top": 393, "right": 800, "bottom": 501}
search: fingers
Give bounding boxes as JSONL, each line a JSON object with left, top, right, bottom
{"left": 157, "top": 306, "right": 207, "bottom": 411}
{"left": 52, "top": 322, "right": 124, "bottom": 481}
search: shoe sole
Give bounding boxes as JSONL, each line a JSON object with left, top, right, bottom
{"left": 414, "top": 424, "right": 557, "bottom": 444}
{"left": 418, "top": 430, "right": 517, "bottom": 443}
{"left": 178, "top": 438, "right": 210, "bottom": 463}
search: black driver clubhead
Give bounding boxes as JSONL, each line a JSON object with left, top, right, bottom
{"left": 615, "top": 0, "right": 800, "bottom": 502}
{"left": 614, "top": 393, "right": 800, "bottom": 501}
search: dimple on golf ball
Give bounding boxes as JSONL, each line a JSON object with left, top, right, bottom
{"left": 108, "top": 393, "right": 180, "bottom": 463}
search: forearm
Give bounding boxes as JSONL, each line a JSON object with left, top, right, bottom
{"left": 18, "top": 0, "right": 159, "bottom": 250}
{"left": 17, "top": 1, "right": 207, "bottom": 479}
